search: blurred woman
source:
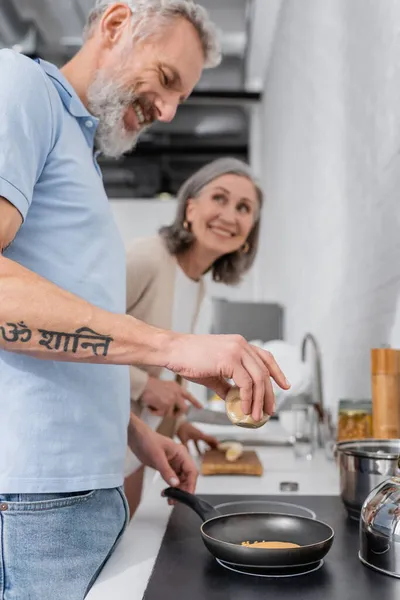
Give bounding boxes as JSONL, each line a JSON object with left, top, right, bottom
{"left": 124, "top": 157, "right": 264, "bottom": 516}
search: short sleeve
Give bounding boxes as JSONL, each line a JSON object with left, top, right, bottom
{"left": 0, "top": 50, "right": 54, "bottom": 220}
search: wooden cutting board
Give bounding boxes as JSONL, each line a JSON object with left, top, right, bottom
{"left": 201, "top": 449, "right": 263, "bottom": 476}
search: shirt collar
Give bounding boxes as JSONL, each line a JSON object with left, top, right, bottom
{"left": 35, "top": 58, "right": 98, "bottom": 123}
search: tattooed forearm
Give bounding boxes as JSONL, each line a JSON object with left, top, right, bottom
{"left": 0, "top": 322, "right": 113, "bottom": 357}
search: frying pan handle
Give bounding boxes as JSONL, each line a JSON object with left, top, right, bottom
{"left": 163, "top": 488, "right": 220, "bottom": 521}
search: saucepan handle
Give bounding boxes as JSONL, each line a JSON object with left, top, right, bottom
{"left": 162, "top": 488, "right": 220, "bottom": 522}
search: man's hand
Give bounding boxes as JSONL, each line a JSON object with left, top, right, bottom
{"left": 163, "top": 334, "right": 290, "bottom": 423}
{"left": 177, "top": 422, "right": 218, "bottom": 455}
{"left": 128, "top": 413, "right": 198, "bottom": 494}
{"left": 140, "top": 377, "right": 202, "bottom": 416}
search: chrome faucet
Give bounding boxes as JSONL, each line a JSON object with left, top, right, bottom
{"left": 301, "top": 333, "right": 325, "bottom": 447}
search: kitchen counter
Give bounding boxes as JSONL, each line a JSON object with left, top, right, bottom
{"left": 143, "top": 493, "right": 400, "bottom": 600}
{"left": 87, "top": 421, "right": 339, "bottom": 600}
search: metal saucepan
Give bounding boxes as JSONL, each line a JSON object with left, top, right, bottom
{"left": 163, "top": 488, "right": 334, "bottom": 568}
{"left": 336, "top": 439, "right": 400, "bottom": 520}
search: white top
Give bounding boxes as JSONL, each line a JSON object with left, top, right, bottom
{"left": 172, "top": 265, "right": 202, "bottom": 333}
{"left": 124, "top": 266, "right": 202, "bottom": 474}
{"left": 163, "top": 266, "right": 202, "bottom": 381}
{"left": 148, "top": 266, "right": 201, "bottom": 406}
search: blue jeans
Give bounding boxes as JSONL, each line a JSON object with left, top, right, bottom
{"left": 0, "top": 487, "right": 129, "bottom": 600}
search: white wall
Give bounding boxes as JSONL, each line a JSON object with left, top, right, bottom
{"left": 111, "top": 198, "right": 177, "bottom": 244}
{"left": 259, "top": 0, "right": 400, "bottom": 411}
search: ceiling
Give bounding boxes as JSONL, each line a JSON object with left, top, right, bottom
{"left": 0, "top": 0, "right": 283, "bottom": 91}
{"left": 0, "top": 0, "right": 283, "bottom": 197}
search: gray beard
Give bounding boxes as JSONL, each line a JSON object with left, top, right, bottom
{"left": 87, "top": 71, "right": 146, "bottom": 159}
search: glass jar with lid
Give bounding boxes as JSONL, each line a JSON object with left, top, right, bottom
{"left": 337, "top": 399, "right": 372, "bottom": 442}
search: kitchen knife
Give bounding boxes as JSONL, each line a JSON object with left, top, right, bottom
{"left": 185, "top": 406, "right": 231, "bottom": 426}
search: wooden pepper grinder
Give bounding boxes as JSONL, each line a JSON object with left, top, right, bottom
{"left": 371, "top": 347, "right": 400, "bottom": 439}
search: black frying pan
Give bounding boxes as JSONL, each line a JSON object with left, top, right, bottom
{"left": 163, "top": 488, "right": 334, "bottom": 568}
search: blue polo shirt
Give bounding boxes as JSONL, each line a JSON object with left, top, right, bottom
{"left": 0, "top": 49, "right": 130, "bottom": 492}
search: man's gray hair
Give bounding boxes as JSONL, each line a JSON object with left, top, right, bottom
{"left": 83, "top": 0, "right": 221, "bottom": 68}
{"left": 160, "top": 157, "right": 264, "bottom": 285}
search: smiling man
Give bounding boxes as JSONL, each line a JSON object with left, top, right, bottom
{"left": 0, "top": 1, "right": 289, "bottom": 599}
{"left": 69, "top": 0, "right": 214, "bottom": 157}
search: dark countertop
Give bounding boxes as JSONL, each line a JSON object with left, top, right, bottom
{"left": 143, "top": 494, "right": 400, "bottom": 600}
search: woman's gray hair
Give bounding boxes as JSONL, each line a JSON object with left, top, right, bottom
{"left": 83, "top": 0, "right": 221, "bottom": 68}
{"left": 160, "top": 157, "right": 264, "bottom": 285}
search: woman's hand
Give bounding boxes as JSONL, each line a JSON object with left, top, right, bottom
{"left": 140, "top": 376, "right": 202, "bottom": 416}
{"left": 177, "top": 421, "right": 218, "bottom": 455}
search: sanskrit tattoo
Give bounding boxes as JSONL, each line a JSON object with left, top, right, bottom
{"left": 0, "top": 322, "right": 113, "bottom": 357}
{"left": 0, "top": 321, "right": 31, "bottom": 343}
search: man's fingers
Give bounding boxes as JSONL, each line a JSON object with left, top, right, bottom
{"left": 254, "top": 346, "right": 290, "bottom": 390}
{"left": 240, "top": 351, "right": 266, "bottom": 421}
{"left": 202, "top": 377, "right": 231, "bottom": 400}
{"left": 157, "top": 453, "right": 180, "bottom": 489}
{"left": 230, "top": 367, "right": 253, "bottom": 416}
{"left": 174, "top": 446, "right": 198, "bottom": 494}
{"left": 180, "top": 463, "right": 198, "bottom": 494}
{"left": 229, "top": 345, "right": 281, "bottom": 420}
{"left": 246, "top": 344, "right": 278, "bottom": 417}
{"left": 158, "top": 446, "right": 181, "bottom": 506}
{"left": 263, "top": 373, "right": 276, "bottom": 416}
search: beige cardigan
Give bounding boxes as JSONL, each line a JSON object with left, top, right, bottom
{"left": 126, "top": 235, "right": 205, "bottom": 406}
